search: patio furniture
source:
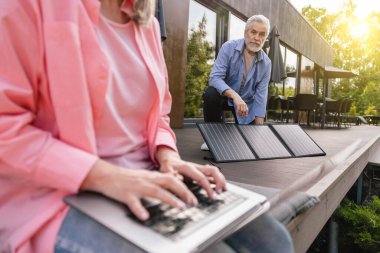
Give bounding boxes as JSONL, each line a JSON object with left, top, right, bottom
{"left": 340, "top": 98, "right": 353, "bottom": 127}
{"left": 325, "top": 98, "right": 345, "bottom": 128}
{"left": 278, "top": 95, "right": 293, "bottom": 123}
{"left": 367, "top": 115, "right": 380, "bottom": 125}
{"left": 291, "top": 94, "right": 318, "bottom": 127}
{"left": 266, "top": 96, "right": 281, "bottom": 121}
{"left": 356, "top": 115, "right": 369, "bottom": 125}
{"left": 370, "top": 116, "right": 380, "bottom": 126}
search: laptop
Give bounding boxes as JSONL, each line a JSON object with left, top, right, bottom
{"left": 64, "top": 182, "right": 269, "bottom": 253}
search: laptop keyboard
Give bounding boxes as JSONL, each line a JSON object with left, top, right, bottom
{"left": 128, "top": 181, "right": 246, "bottom": 240}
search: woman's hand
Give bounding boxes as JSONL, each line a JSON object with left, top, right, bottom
{"left": 81, "top": 159, "right": 197, "bottom": 221}
{"left": 156, "top": 147, "right": 227, "bottom": 200}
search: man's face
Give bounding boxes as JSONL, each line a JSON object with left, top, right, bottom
{"left": 244, "top": 22, "right": 267, "bottom": 52}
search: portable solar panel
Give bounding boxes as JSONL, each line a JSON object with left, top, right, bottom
{"left": 270, "top": 124, "right": 325, "bottom": 157}
{"left": 197, "top": 123, "right": 325, "bottom": 162}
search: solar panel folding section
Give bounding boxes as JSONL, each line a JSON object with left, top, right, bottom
{"left": 238, "top": 125, "right": 292, "bottom": 159}
{"left": 270, "top": 124, "right": 325, "bottom": 157}
{"left": 197, "top": 123, "right": 256, "bottom": 162}
{"left": 197, "top": 123, "right": 325, "bottom": 162}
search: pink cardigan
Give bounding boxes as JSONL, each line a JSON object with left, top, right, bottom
{"left": 0, "top": 0, "right": 177, "bottom": 252}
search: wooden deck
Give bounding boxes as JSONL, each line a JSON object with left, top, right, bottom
{"left": 174, "top": 124, "right": 380, "bottom": 253}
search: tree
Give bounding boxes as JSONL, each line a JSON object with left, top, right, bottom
{"left": 302, "top": 1, "right": 380, "bottom": 115}
{"left": 184, "top": 15, "right": 214, "bottom": 117}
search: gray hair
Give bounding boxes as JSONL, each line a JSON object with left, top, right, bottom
{"left": 245, "top": 15, "right": 270, "bottom": 36}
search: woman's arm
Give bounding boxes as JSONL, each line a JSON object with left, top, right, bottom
{"left": 0, "top": 2, "right": 97, "bottom": 192}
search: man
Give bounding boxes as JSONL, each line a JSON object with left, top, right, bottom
{"left": 202, "top": 14, "right": 271, "bottom": 150}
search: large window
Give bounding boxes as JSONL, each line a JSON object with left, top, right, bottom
{"left": 228, "top": 13, "right": 245, "bottom": 40}
{"left": 299, "top": 56, "right": 315, "bottom": 94}
{"left": 280, "top": 46, "right": 298, "bottom": 98}
{"left": 185, "top": 0, "right": 217, "bottom": 117}
{"left": 188, "top": 1, "right": 216, "bottom": 47}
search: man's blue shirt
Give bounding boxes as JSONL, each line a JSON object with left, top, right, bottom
{"left": 209, "top": 38, "right": 271, "bottom": 124}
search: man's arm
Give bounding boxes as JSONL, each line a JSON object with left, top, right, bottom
{"left": 208, "top": 42, "right": 233, "bottom": 94}
{"left": 209, "top": 42, "right": 248, "bottom": 117}
{"left": 252, "top": 60, "right": 271, "bottom": 123}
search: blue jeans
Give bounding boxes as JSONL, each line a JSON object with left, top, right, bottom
{"left": 55, "top": 208, "right": 294, "bottom": 253}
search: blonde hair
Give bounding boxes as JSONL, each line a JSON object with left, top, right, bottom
{"left": 132, "top": 0, "right": 155, "bottom": 24}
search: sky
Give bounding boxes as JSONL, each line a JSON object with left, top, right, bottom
{"left": 288, "top": 0, "right": 380, "bottom": 19}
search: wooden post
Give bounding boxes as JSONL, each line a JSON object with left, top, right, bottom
{"left": 321, "top": 76, "right": 328, "bottom": 128}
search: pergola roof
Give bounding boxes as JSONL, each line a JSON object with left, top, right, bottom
{"left": 324, "top": 66, "right": 358, "bottom": 79}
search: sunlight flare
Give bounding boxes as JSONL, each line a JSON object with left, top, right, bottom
{"left": 349, "top": 21, "right": 369, "bottom": 38}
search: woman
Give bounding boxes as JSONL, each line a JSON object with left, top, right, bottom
{"left": 0, "top": 0, "right": 293, "bottom": 252}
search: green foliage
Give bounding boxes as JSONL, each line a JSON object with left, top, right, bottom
{"left": 349, "top": 102, "right": 358, "bottom": 116}
{"left": 184, "top": 15, "right": 214, "bottom": 117}
{"left": 364, "top": 104, "right": 377, "bottom": 116}
{"left": 335, "top": 196, "right": 380, "bottom": 253}
{"left": 284, "top": 86, "right": 295, "bottom": 98}
{"left": 268, "top": 83, "right": 279, "bottom": 97}
{"left": 302, "top": 1, "right": 380, "bottom": 116}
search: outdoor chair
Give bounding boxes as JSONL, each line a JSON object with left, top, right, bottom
{"left": 340, "top": 98, "right": 353, "bottom": 128}
{"left": 278, "top": 95, "right": 293, "bottom": 123}
{"left": 291, "top": 94, "right": 318, "bottom": 127}
{"left": 325, "top": 98, "right": 345, "bottom": 128}
{"left": 266, "top": 96, "right": 281, "bottom": 121}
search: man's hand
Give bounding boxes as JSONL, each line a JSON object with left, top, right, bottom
{"left": 254, "top": 116, "right": 264, "bottom": 125}
{"left": 223, "top": 89, "right": 248, "bottom": 117}
{"left": 233, "top": 96, "right": 249, "bottom": 117}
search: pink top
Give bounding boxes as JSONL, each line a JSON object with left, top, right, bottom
{"left": 95, "top": 15, "right": 154, "bottom": 169}
{"left": 0, "top": 0, "right": 177, "bottom": 252}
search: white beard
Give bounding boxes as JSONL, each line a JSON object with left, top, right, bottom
{"left": 245, "top": 38, "right": 264, "bottom": 53}
{"left": 246, "top": 44, "right": 262, "bottom": 53}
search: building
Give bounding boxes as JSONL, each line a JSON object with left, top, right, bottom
{"left": 161, "top": 0, "right": 334, "bottom": 128}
